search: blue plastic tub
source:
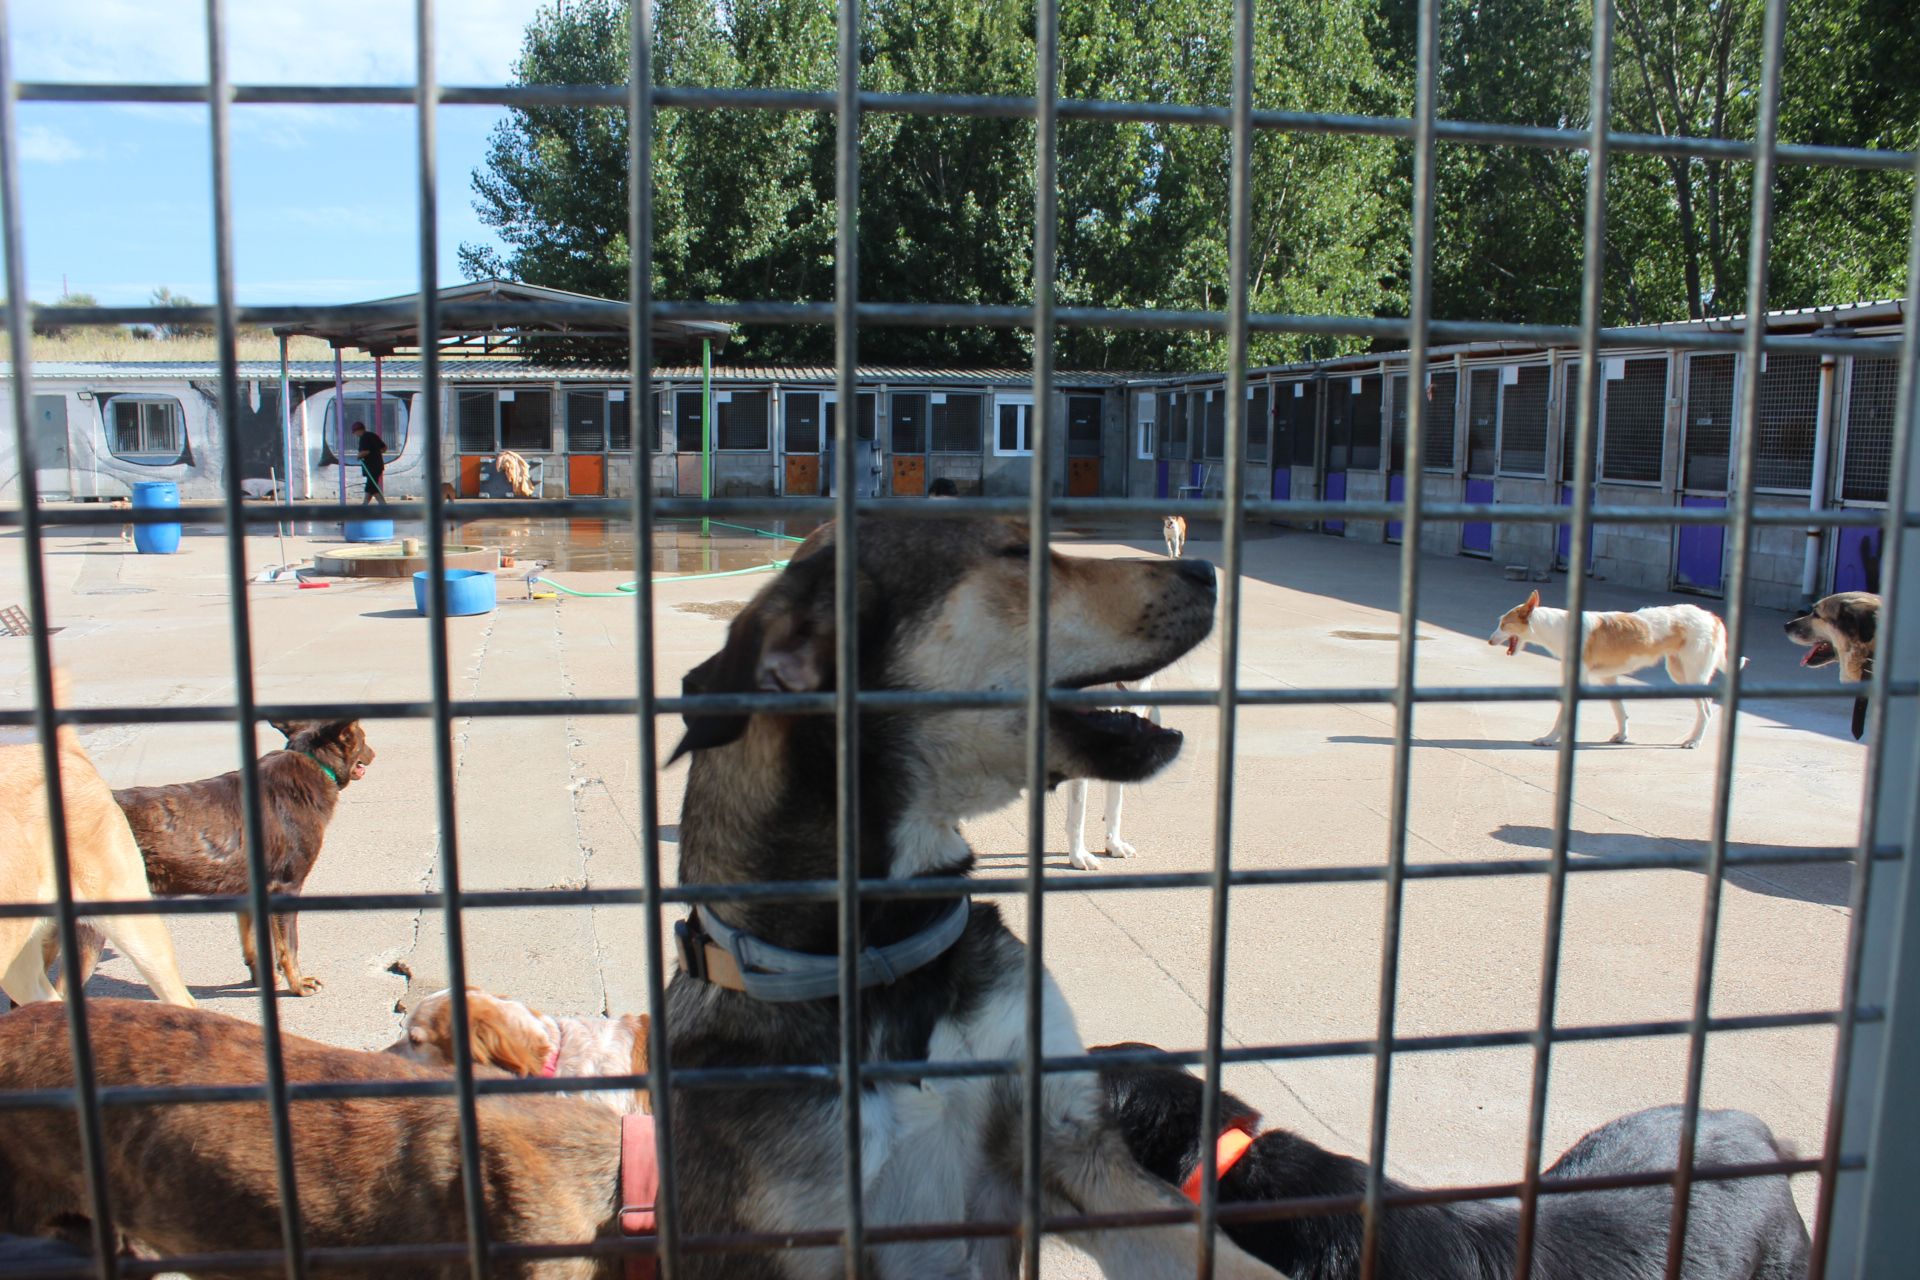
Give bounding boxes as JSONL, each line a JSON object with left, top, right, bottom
{"left": 343, "top": 518, "right": 395, "bottom": 543}
{"left": 413, "top": 569, "right": 496, "bottom": 617}
{"left": 129, "top": 481, "right": 181, "bottom": 554}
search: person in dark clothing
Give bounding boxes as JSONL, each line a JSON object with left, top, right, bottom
{"left": 351, "top": 422, "right": 387, "bottom": 504}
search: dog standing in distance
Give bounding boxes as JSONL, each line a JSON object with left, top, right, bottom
{"left": 69, "top": 720, "right": 377, "bottom": 997}
{"left": 1164, "top": 513, "right": 1187, "bottom": 559}
{"left": 392, "top": 986, "right": 653, "bottom": 1115}
{"left": 1489, "top": 590, "right": 1736, "bottom": 748}
{"left": 1064, "top": 675, "right": 1157, "bottom": 871}
{"left": 1096, "top": 1043, "right": 1810, "bottom": 1279}
{"left": 1785, "top": 591, "right": 1878, "bottom": 739}
{"left": 0, "top": 673, "right": 195, "bottom": 1008}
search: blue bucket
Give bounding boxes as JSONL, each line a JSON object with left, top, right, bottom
{"left": 129, "top": 481, "right": 181, "bottom": 554}
{"left": 413, "top": 569, "right": 496, "bottom": 617}
{"left": 343, "top": 518, "right": 395, "bottom": 543}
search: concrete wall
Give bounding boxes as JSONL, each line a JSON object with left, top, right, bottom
{"left": 1343, "top": 470, "right": 1388, "bottom": 544}
{"left": 1588, "top": 483, "right": 1669, "bottom": 592}
{"left": 1491, "top": 477, "right": 1557, "bottom": 573}
{"left": 1416, "top": 473, "right": 1461, "bottom": 557}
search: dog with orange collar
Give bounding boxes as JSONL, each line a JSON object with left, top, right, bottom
{"left": 1096, "top": 1043, "right": 1810, "bottom": 1279}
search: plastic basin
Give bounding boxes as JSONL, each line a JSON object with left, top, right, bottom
{"left": 129, "top": 481, "right": 181, "bottom": 554}
{"left": 343, "top": 518, "right": 395, "bottom": 543}
{"left": 413, "top": 569, "right": 496, "bottom": 617}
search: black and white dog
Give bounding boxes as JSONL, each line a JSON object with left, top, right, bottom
{"left": 665, "top": 519, "right": 1281, "bottom": 1279}
{"left": 1097, "top": 1044, "right": 1810, "bottom": 1279}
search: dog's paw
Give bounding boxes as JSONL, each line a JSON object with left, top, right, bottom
{"left": 1678, "top": 737, "right": 1701, "bottom": 749}
{"left": 1608, "top": 731, "right": 1629, "bottom": 744}
{"left": 291, "top": 975, "right": 323, "bottom": 996}
{"left": 1067, "top": 849, "right": 1100, "bottom": 872}
{"left": 1105, "top": 835, "right": 1137, "bottom": 859}
{"left": 1533, "top": 736, "right": 1560, "bottom": 748}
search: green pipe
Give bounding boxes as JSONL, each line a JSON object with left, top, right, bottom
{"left": 701, "top": 337, "right": 712, "bottom": 537}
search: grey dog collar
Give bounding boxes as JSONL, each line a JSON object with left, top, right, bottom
{"left": 676, "top": 896, "right": 971, "bottom": 1003}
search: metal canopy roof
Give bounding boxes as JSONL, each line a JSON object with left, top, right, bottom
{"left": 269, "top": 278, "right": 730, "bottom": 360}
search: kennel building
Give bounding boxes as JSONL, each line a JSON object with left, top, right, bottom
{"left": 1134, "top": 299, "right": 1904, "bottom": 610}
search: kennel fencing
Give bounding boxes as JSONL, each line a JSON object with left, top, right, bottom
{"left": 1, "top": 0, "right": 1918, "bottom": 1277}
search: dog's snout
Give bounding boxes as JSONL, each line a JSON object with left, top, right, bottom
{"left": 1174, "top": 558, "right": 1216, "bottom": 594}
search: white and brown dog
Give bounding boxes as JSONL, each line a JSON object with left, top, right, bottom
{"left": 1163, "top": 514, "right": 1187, "bottom": 559}
{"left": 391, "top": 986, "right": 652, "bottom": 1115}
{"left": 1490, "top": 590, "right": 1738, "bottom": 748}
{"left": 1065, "top": 675, "right": 1158, "bottom": 871}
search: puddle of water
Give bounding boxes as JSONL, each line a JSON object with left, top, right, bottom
{"left": 447, "top": 517, "right": 818, "bottom": 575}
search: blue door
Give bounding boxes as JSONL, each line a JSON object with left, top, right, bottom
{"left": 1674, "top": 495, "right": 1726, "bottom": 593}
{"left": 1271, "top": 466, "right": 1290, "bottom": 501}
{"left": 1462, "top": 478, "right": 1494, "bottom": 555}
{"left": 1155, "top": 460, "right": 1170, "bottom": 500}
{"left": 1835, "top": 525, "right": 1881, "bottom": 593}
{"left": 1556, "top": 485, "right": 1595, "bottom": 571}
{"left": 1324, "top": 471, "right": 1347, "bottom": 535}
{"left": 1386, "top": 473, "right": 1405, "bottom": 543}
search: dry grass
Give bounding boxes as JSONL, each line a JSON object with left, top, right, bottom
{"left": 26, "top": 330, "right": 337, "bottom": 364}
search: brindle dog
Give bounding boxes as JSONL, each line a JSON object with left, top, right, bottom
{"left": 662, "top": 517, "right": 1277, "bottom": 1279}
{"left": 0, "top": 1000, "right": 624, "bottom": 1277}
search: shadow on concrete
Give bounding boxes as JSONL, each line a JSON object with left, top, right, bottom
{"left": 1490, "top": 822, "right": 1852, "bottom": 907}
{"left": 79, "top": 972, "right": 264, "bottom": 1003}
{"left": 359, "top": 608, "right": 425, "bottom": 620}
{"left": 1326, "top": 734, "right": 1703, "bottom": 751}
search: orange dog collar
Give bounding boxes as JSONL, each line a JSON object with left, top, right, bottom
{"left": 1181, "top": 1124, "right": 1257, "bottom": 1203}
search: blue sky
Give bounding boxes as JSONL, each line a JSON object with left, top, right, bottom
{"left": 12, "top": 0, "right": 542, "bottom": 306}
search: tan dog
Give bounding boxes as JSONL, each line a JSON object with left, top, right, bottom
{"left": 393, "top": 986, "right": 653, "bottom": 1115}
{"left": 1785, "top": 590, "right": 1879, "bottom": 739}
{"left": 1163, "top": 513, "right": 1187, "bottom": 558}
{"left": 0, "top": 673, "right": 193, "bottom": 1007}
{"left": 0, "top": 1000, "right": 625, "bottom": 1272}
{"left": 1489, "top": 590, "right": 1736, "bottom": 748}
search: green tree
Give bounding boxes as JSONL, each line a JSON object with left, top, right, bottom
{"left": 148, "top": 286, "right": 209, "bottom": 340}
{"left": 33, "top": 290, "right": 98, "bottom": 339}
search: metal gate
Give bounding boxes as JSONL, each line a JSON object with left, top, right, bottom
{"left": 2, "top": 1, "right": 1919, "bottom": 1277}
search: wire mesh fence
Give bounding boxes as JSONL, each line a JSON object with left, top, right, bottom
{"left": 0, "top": 0, "right": 1916, "bottom": 1278}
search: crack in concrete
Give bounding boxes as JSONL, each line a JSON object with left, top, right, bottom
{"left": 551, "top": 596, "right": 613, "bottom": 1017}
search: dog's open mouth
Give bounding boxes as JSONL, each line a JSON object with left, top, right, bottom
{"left": 350, "top": 761, "right": 369, "bottom": 780}
{"left": 1487, "top": 633, "right": 1519, "bottom": 656}
{"left": 1800, "top": 640, "right": 1836, "bottom": 668}
{"left": 1051, "top": 667, "right": 1183, "bottom": 783}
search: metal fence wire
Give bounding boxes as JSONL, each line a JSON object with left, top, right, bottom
{"left": 0, "top": 0, "right": 1917, "bottom": 1278}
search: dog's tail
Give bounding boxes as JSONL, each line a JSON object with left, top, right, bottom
{"left": 40, "top": 667, "right": 78, "bottom": 751}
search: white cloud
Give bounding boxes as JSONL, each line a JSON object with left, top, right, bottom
{"left": 18, "top": 123, "right": 92, "bottom": 164}
{"left": 11, "top": 0, "right": 534, "bottom": 86}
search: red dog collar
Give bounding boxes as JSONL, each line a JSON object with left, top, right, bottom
{"left": 620, "top": 1113, "right": 659, "bottom": 1280}
{"left": 539, "top": 1046, "right": 561, "bottom": 1078}
{"left": 1181, "top": 1120, "right": 1258, "bottom": 1203}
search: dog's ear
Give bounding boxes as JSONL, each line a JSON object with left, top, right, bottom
{"left": 1522, "top": 589, "right": 1540, "bottom": 613}
{"left": 669, "top": 555, "right": 843, "bottom": 764}
{"left": 265, "top": 719, "right": 306, "bottom": 740}
{"left": 465, "top": 997, "right": 553, "bottom": 1078}
{"left": 1836, "top": 597, "right": 1877, "bottom": 648}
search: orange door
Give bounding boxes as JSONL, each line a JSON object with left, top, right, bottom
{"left": 785, "top": 455, "right": 820, "bottom": 495}
{"left": 892, "top": 456, "right": 925, "bottom": 496}
{"left": 458, "top": 455, "right": 484, "bottom": 497}
{"left": 676, "top": 455, "right": 705, "bottom": 495}
{"left": 567, "top": 454, "right": 606, "bottom": 496}
{"left": 1067, "top": 457, "right": 1100, "bottom": 497}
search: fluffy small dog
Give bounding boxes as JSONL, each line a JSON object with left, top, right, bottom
{"left": 392, "top": 985, "right": 653, "bottom": 1115}
{"left": 1065, "top": 675, "right": 1158, "bottom": 871}
{"left": 1785, "top": 590, "right": 1878, "bottom": 739}
{"left": 1164, "top": 513, "right": 1188, "bottom": 559}
{"left": 1489, "top": 590, "right": 1735, "bottom": 748}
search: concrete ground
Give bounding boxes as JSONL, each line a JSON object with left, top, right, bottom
{"left": 0, "top": 511, "right": 1866, "bottom": 1270}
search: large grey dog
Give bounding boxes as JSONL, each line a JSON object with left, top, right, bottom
{"left": 664, "top": 517, "right": 1280, "bottom": 1279}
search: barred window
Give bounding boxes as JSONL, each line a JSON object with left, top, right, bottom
{"left": 717, "top": 390, "right": 771, "bottom": 451}
{"left": 105, "top": 395, "right": 188, "bottom": 465}
{"left": 1683, "top": 354, "right": 1735, "bottom": 492}
{"left": 1497, "top": 365, "right": 1550, "bottom": 477}
{"left": 1754, "top": 353, "right": 1820, "bottom": 492}
{"left": 1288, "top": 381, "right": 1317, "bottom": 466}
{"left": 1466, "top": 369, "right": 1498, "bottom": 476}
{"left": 1065, "top": 395, "right": 1101, "bottom": 459}
{"left": 1200, "top": 389, "right": 1226, "bottom": 461}
{"left": 1156, "top": 390, "right": 1187, "bottom": 460}
{"left": 499, "top": 390, "right": 552, "bottom": 452}
{"left": 1842, "top": 357, "right": 1897, "bottom": 502}
{"left": 931, "top": 393, "right": 985, "bottom": 454}
{"left": 1349, "top": 375, "right": 1383, "bottom": 471}
{"left": 1600, "top": 357, "right": 1667, "bottom": 484}
{"left": 1244, "top": 385, "right": 1269, "bottom": 464}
